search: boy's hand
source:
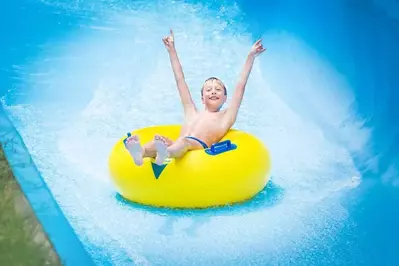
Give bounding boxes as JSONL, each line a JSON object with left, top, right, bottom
{"left": 162, "top": 29, "right": 175, "bottom": 52}
{"left": 249, "top": 39, "right": 266, "bottom": 57}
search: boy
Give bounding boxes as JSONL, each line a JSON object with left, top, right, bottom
{"left": 125, "top": 29, "right": 266, "bottom": 166}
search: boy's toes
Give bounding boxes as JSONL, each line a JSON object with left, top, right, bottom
{"left": 159, "top": 136, "right": 165, "bottom": 144}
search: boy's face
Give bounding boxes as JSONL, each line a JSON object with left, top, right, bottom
{"left": 201, "top": 79, "right": 227, "bottom": 111}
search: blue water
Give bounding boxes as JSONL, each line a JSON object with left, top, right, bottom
{"left": 1, "top": 0, "right": 399, "bottom": 265}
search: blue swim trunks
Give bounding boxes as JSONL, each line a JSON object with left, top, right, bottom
{"left": 184, "top": 136, "right": 209, "bottom": 149}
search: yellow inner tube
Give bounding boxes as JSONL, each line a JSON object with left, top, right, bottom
{"left": 108, "top": 125, "right": 272, "bottom": 208}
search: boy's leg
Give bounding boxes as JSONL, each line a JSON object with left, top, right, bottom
{"left": 154, "top": 136, "right": 202, "bottom": 165}
{"left": 142, "top": 135, "right": 173, "bottom": 158}
{"left": 125, "top": 134, "right": 173, "bottom": 166}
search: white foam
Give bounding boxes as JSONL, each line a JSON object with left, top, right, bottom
{"left": 2, "top": 0, "right": 369, "bottom": 264}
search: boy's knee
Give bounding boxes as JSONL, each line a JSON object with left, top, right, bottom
{"left": 181, "top": 137, "right": 198, "bottom": 150}
{"left": 178, "top": 137, "right": 191, "bottom": 146}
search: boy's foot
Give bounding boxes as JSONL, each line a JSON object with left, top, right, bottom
{"left": 124, "top": 135, "right": 144, "bottom": 166}
{"left": 154, "top": 135, "right": 169, "bottom": 166}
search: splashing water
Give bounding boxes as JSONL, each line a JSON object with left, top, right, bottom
{"left": 2, "top": 0, "right": 368, "bottom": 264}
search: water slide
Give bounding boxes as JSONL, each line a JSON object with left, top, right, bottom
{"left": 1, "top": 0, "right": 398, "bottom": 265}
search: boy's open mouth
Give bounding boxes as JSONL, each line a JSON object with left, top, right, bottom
{"left": 209, "top": 96, "right": 219, "bottom": 100}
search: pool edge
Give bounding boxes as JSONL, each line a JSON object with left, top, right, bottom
{"left": 0, "top": 106, "right": 95, "bottom": 266}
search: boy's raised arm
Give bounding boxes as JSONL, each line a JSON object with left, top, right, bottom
{"left": 163, "top": 30, "right": 197, "bottom": 115}
{"left": 225, "top": 39, "right": 266, "bottom": 125}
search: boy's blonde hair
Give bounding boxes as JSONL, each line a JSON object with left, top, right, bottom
{"left": 201, "top": 77, "right": 227, "bottom": 96}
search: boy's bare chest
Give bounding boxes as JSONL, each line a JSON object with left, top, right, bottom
{"left": 188, "top": 112, "right": 226, "bottom": 130}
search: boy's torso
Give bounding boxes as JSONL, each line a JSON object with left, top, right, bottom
{"left": 179, "top": 110, "right": 231, "bottom": 147}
